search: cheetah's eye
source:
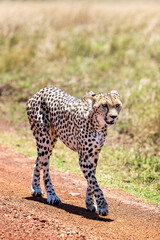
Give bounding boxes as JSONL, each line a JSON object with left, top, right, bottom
{"left": 102, "top": 104, "right": 108, "bottom": 108}
{"left": 116, "top": 104, "right": 120, "bottom": 108}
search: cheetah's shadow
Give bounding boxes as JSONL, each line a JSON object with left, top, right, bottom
{"left": 25, "top": 196, "right": 113, "bottom": 222}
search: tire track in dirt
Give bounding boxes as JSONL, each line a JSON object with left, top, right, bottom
{"left": 0, "top": 144, "right": 159, "bottom": 240}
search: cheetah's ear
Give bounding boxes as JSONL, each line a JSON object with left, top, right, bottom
{"left": 82, "top": 91, "right": 96, "bottom": 99}
{"left": 82, "top": 91, "right": 97, "bottom": 111}
{"left": 82, "top": 91, "right": 96, "bottom": 103}
{"left": 110, "top": 90, "right": 120, "bottom": 97}
{"left": 81, "top": 91, "right": 97, "bottom": 118}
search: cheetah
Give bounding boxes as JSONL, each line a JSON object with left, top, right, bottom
{"left": 26, "top": 87, "right": 122, "bottom": 216}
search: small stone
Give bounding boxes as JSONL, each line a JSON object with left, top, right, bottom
{"left": 69, "top": 193, "right": 80, "bottom": 196}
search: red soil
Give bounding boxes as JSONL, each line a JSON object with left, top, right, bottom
{"left": 0, "top": 145, "right": 159, "bottom": 240}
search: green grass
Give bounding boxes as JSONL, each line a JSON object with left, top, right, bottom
{"left": 0, "top": 1, "right": 159, "bottom": 205}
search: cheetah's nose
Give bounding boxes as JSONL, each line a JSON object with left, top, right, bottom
{"left": 110, "top": 115, "right": 117, "bottom": 119}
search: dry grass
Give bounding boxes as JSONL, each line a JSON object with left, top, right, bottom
{"left": 1, "top": 1, "right": 160, "bottom": 149}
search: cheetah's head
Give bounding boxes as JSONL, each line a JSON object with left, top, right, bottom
{"left": 82, "top": 90, "right": 122, "bottom": 127}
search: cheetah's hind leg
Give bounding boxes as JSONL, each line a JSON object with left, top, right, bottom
{"left": 39, "top": 124, "right": 61, "bottom": 205}
{"left": 31, "top": 157, "right": 44, "bottom": 197}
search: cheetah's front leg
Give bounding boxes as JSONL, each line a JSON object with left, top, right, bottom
{"left": 85, "top": 185, "right": 95, "bottom": 212}
{"left": 79, "top": 156, "right": 108, "bottom": 216}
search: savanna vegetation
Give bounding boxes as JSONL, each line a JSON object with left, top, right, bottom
{"left": 0, "top": 1, "right": 159, "bottom": 204}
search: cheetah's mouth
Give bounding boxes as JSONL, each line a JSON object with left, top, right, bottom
{"left": 106, "top": 120, "right": 114, "bottom": 125}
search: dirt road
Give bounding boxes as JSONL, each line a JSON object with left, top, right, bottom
{"left": 0, "top": 144, "right": 159, "bottom": 240}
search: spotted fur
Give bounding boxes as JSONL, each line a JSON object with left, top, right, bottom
{"left": 26, "top": 87, "right": 122, "bottom": 216}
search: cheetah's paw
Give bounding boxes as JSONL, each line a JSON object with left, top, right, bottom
{"left": 47, "top": 194, "right": 62, "bottom": 205}
{"left": 97, "top": 199, "right": 109, "bottom": 216}
{"left": 97, "top": 206, "right": 109, "bottom": 216}
{"left": 86, "top": 202, "right": 96, "bottom": 212}
{"left": 31, "top": 186, "right": 43, "bottom": 197}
